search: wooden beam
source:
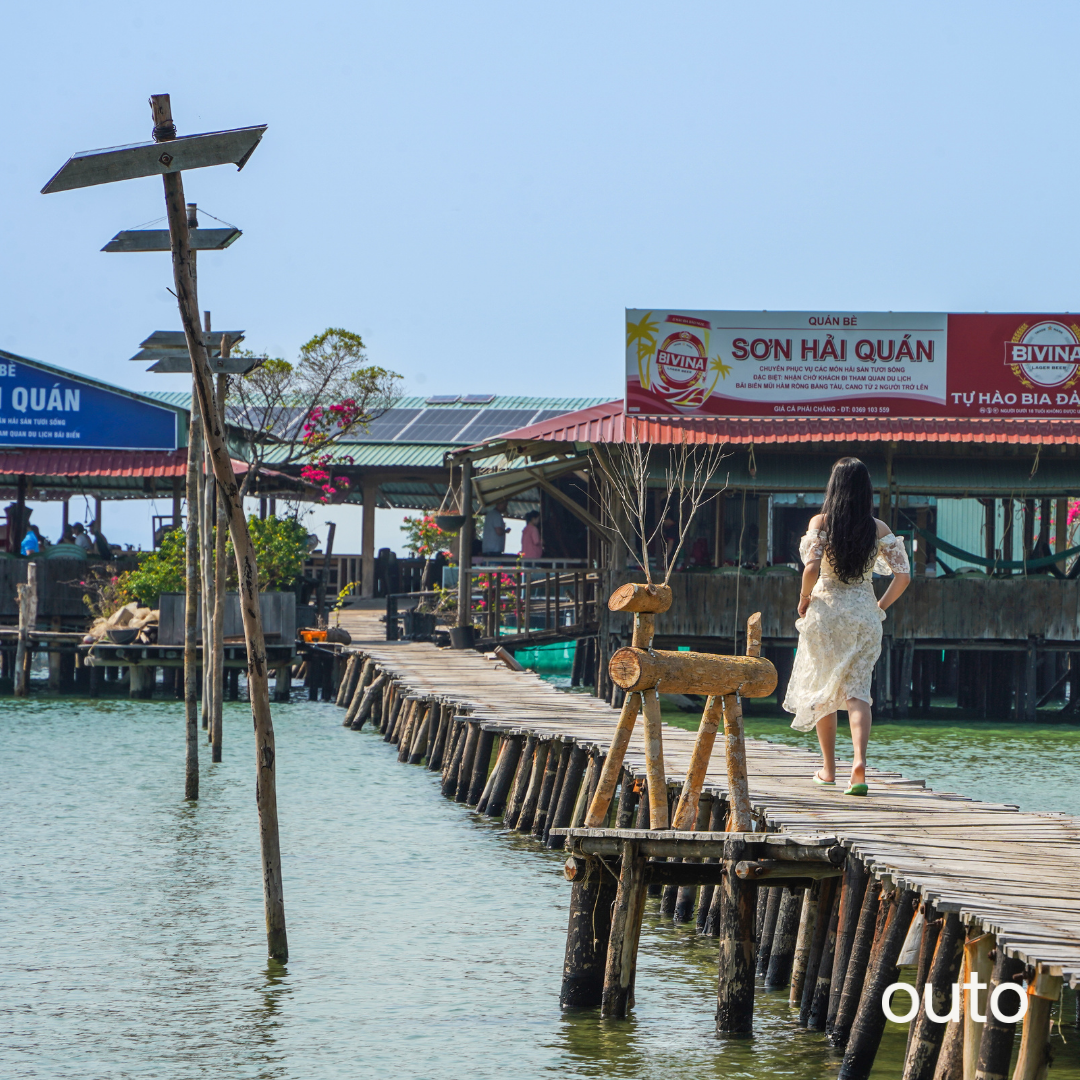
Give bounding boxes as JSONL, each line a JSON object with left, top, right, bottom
{"left": 529, "top": 472, "right": 608, "bottom": 539}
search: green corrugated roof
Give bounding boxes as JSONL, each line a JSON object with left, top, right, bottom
{"left": 143, "top": 390, "right": 193, "bottom": 409}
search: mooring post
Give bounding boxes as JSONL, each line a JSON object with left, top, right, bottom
{"left": 716, "top": 836, "right": 757, "bottom": 1035}
{"left": 547, "top": 743, "right": 588, "bottom": 846}
{"left": 455, "top": 721, "right": 482, "bottom": 802}
{"left": 532, "top": 738, "right": 563, "bottom": 838}
{"left": 838, "top": 887, "right": 918, "bottom": 1080}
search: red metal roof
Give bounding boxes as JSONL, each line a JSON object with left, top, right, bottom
{"left": 0, "top": 449, "right": 257, "bottom": 477}
{"left": 486, "top": 401, "right": 1080, "bottom": 447}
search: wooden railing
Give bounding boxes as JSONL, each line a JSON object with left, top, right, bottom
{"left": 467, "top": 568, "right": 600, "bottom": 645}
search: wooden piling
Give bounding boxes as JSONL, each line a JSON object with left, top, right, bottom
{"left": 395, "top": 700, "right": 419, "bottom": 759}
{"left": 407, "top": 701, "right": 433, "bottom": 764}
{"left": 675, "top": 793, "right": 713, "bottom": 923}
{"left": 715, "top": 838, "right": 758, "bottom": 1035}
{"left": 696, "top": 795, "right": 726, "bottom": 934}
{"left": 902, "top": 911, "right": 965, "bottom": 1080}
{"left": 800, "top": 876, "right": 839, "bottom": 1026}
{"left": 827, "top": 857, "right": 870, "bottom": 1033}
{"left": 601, "top": 840, "right": 648, "bottom": 1018}
{"left": 962, "top": 931, "right": 994, "bottom": 1080}
{"left": 757, "top": 886, "right": 783, "bottom": 976}
{"left": 355, "top": 672, "right": 387, "bottom": 731}
{"left": 972, "top": 948, "right": 1025, "bottom": 1080}
{"left": 791, "top": 881, "right": 820, "bottom": 1007}
{"left": 830, "top": 877, "right": 884, "bottom": 1046}
{"left": 467, "top": 723, "right": 497, "bottom": 805}
{"left": 532, "top": 738, "right": 564, "bottom": 838}
{"left": 561, "top": 857, "right": 619, "bottom": 1009}
{"left": 503, "top": 734, "right": 538, "bottom": 827}
{"left": 616, "top": 769, "right": 639, "bottom": 829}
{"left": 515, "top": 738, "right": 550, "bottom": 832}
{"left": 934, "top": 1018, "right": 964, "bottom": 1080}
{"left": 14, "top": 566, "right": 36, "bottom": 699}
{"left": 1011, "top": 964, "right": 1062, "bottom": 1080}
{"left": 336, "top": 654, "right": 359, "bottom": 707}
{"left": 546, "top": 744, "right": 588, "bottom": 846}
{"left": 441, "top": 719, "right": 467, "bottom": 796}
{"left": 569, "top": 752, "right": 600, "bottom": 829}
{"left": 455, "top": 721, "right": 481, "bottom": 803}
{"left": 837, "top": 887, "right": 918, "bottom": 1080}
{"left": 808, "top": 876, "right": 844, "bottom": 1030}
{"left": 765, "top": 886, "right": 803, "bottom": 989}
{"left": 484, "top": 733, "right": 524, "bottom": 817}
{"left": 476, "top": 737, "right": 505, "bottom": 813}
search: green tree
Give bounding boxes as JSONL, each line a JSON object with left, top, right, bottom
{"left": 117, "top": 527, "right": 187, "bottom": 607}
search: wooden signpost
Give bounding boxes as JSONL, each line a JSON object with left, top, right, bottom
{"left": 42, "top": 94, "right": 287, "bottom": 961}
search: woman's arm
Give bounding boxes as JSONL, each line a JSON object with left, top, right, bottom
{"left": 798, "top": 559, "right": 821, "bottom": 617}
{"left": 878, "top": 572, "right": 910, "bottom": 611}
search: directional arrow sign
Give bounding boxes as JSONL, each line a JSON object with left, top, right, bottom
{"left": 147, "top": 354, "right": 264, "bottom": 375}
{"left": 102, "top": 227, "right": 241, "bottom": 252}
{"left": 41, "top": 125, "right": 266, "bottom": 193}
{"left": 140, "top": 331, "right": 245, "bottom": 350}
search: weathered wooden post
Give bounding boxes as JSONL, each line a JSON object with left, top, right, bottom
{"left": 902, "top": 911, "right": 965, "bottom": 1080}
{"left": 972, "top": 948, "right": 1025, "bottom": 1080}
{"left": 210, "top": 358, "right": 229, "bottom": 762}
{"left": 14, "top": 562, "right": 37, "bottom": 697}
{"left": 962, "top": 931, "right": 994, "bottom": 1079}
{"left": 1011, "top": 964, "right": 1062, "bottom": 1080}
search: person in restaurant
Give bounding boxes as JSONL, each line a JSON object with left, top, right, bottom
{"left": 20, "top": 525, "right": 40, "bottom": 556}
{"left": 89, "top": 520, "right": 112, "bottom": 559}
{"left": 72, "top": 523, "right": 93, "bottom": 551}
{"left": 520, "top": 510, "right": 543, "bottom": 561}
{"left": 783, "top": 457, "right": 910, "bottom": 796}
{"left": 482, "top": 501, "right": 510, "bottom": 557}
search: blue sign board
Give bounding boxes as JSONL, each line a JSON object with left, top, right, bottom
{"left": 0, "top": 358, "right": 177, "bottom": 450}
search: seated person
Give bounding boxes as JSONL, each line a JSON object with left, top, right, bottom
{"left": 72, "top": 523, "right": 93, "bottom": 551}
{"left": 20, "top": 527, "right": 39, "bottom": 557}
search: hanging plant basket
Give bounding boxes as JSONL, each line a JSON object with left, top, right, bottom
{"left": 434, "top": 514, "right": 467, "bottom": 532}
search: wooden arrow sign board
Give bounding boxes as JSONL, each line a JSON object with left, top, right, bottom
{"left": 141, "top": 331, "right": 245, "bottom": 349}
{"left": 102, "top": 228, "right": 241, "bottom": 252}
{"left": 40, "top": 125, "right": 267, "bottom": 193}
{"left": 146, "top": 354, "right": 262, "bottom": 374}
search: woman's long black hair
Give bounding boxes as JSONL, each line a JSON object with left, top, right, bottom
{"left": 821, "top": 457, "right": 878, "bottom": 583}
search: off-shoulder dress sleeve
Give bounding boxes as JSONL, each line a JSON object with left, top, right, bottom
{"left": 874, "top": 533, "right": 910, "bottom": 576}
{"left": 799, "top": 528, "right": 826, "bottom": 565}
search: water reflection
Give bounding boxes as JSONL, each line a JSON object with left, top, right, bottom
{"left": 1, "top": 698, "right": 1077, "bottom": 1080}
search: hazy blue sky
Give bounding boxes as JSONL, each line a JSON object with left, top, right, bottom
{"left": 3, "top": 2, "right": 1079, "bottom": 546}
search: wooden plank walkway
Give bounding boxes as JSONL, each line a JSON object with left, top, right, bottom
{"left": 335, "top": 610, "right": 1080, "bottom": 991}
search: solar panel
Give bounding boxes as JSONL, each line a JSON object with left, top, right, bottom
{"left": 426, "top": 394, "right": 460, "bottom": 404}
{"left": 401, "top": 409, "right": 480, "bottom": 442}
{"left": 459, "top": 409, "right": 536, "bottom": 442}
{"left": 461, "top": 394, "right": 495, "bottom": 404}
{"left": 528, "top": 409, "right": 569, "bottom": 424}
{"left": 349, "top": 408, "right": 422, "bottom": 441}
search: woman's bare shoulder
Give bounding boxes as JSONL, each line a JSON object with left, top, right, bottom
{"left": 874, "top": 518, "right": 892, "bottom": 538}
{"left": 808, "top": 514, "right": 825, "bottom": 530}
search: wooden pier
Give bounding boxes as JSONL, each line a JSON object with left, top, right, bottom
{"left": 331, "top": 612, "right": 1078, "bottom": 1080}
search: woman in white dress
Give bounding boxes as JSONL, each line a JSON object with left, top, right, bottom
{"left": 782, "top": 458, "right": 911, "bottom": 795}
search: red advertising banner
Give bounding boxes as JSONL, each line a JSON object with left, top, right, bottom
{"left": 625, "top": 310, "right": 1080, "bottom": 419}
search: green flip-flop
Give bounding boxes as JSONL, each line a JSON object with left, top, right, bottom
{"left": 844, "top": 783, "right": 868, "bottom": 796}
{"left": 813, "top": 771, "right": 836, "bottom": 786}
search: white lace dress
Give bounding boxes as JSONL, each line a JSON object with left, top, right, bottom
{"left": 783, "top": 529, "right": 910, "bottom": 732}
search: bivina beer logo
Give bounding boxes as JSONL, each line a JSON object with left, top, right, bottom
{"left": 1004, "top": 320, "right": 1080, "bottom": 391}
{"left": 629, "top": 313, "right": 727, "bottom": 409}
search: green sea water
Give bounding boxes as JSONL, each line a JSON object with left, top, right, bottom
{"left": 1, "top": 693, "right": 1077, "bottom": 1079}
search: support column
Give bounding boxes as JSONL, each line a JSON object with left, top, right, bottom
{"left": 456, "top": 459, "right": 474, "bottom": 637}
{"left": 361, "top": 477, "right": 378, "bottom": 599}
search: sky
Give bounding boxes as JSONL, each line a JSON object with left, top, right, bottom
{"left": 4, "top": 1, "right": 1080, "bottom": 549}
